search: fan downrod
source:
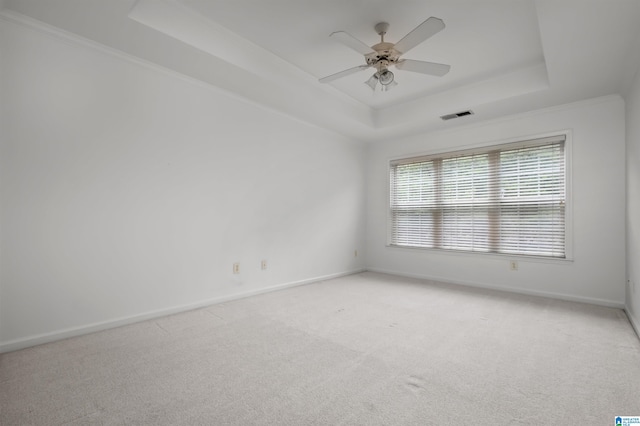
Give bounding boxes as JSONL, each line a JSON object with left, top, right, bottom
{"left": 374, "top": 22, "right": 389, "bottom": 40}
{"left": 367, "top": 22, "right": 399, "bottom": 66}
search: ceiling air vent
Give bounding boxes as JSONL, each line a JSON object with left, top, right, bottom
{"left": 440, "top": 110, "right": 474, "bottom": 121}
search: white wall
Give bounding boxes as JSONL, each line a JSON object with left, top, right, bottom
{"left": 0, "top": 18, "right": 365, "bottom": 351}
{"left": 625, "top": 62, "right": 640, "bottom": 334}
{"left": 366, "top": 96, "right": 627, "bottom": 307}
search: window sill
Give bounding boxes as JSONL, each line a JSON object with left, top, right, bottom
{"left": 385, "top": 244, "right": 574, "bottom": 264}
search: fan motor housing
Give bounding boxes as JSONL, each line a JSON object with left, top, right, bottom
{"left": 365, "top": 43, "right": 401, "bottom": 66}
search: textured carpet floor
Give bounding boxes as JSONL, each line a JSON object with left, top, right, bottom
{"left": 1, "top": 272, "right": 640, "bottom": 425}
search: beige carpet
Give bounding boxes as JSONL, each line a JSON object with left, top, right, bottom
{"left": 1, "top": 272, "right": 640, "bottom": 425}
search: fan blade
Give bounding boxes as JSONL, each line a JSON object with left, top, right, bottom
{"left": 330, "top": 31, "right": 375, "bottom": 55}
{"left": 319, "top": 64, "right": 371, "bottom": 83}
{"left": 396, "top": 59, "right": 450, "bottom": 77}
{"left": 394, "top": 17, "right": 445, "bottom": 54}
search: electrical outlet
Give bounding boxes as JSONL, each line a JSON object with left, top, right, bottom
{"left": 354, "top": 250, "right": 358, "bottom": 257}
{"left": 509, "top": 261, "right": 518, "bottom": 271}
{"left": 261, "top": 260, "right": 267, "bottom": 270}
{"left": 233, "top": 263, "right": 240, "bottom": 274}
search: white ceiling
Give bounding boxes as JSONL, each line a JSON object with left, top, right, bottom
{"left": 2, "top": 0, "right": 640, "bottom": 142}
{"left": 182, "top": 0, "right": 545, "bottom": 109}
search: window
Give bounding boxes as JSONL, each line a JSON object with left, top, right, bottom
{"left": 389, "top": 135, "right": 567, "bottom": 258}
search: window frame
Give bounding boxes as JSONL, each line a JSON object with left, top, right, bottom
{"left": 386, "top": 131, "right": 573, "bottom": 262}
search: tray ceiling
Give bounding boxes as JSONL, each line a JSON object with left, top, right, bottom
{"left": 2, "top": 0, "right": 640, "bottom": 141}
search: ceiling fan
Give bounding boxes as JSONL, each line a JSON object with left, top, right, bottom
{"left": 319, "top": 17, "right": 450, "bottom": 92}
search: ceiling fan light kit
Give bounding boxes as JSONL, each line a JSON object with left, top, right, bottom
{"left": 378, "top": 69, "right": 395, "bottom": 85}
{"left": 319, "top": 17, "right": 451, "bottom": 92}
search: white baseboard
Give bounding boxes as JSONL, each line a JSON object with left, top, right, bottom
{"left": 625, "top": 307, "right": 640, "bottom": 340}
{"left": 0, "top": 269, "right": 364, "bottom": 354}
{"left": 365, "top": 267, "right": 626, "bottom": 309}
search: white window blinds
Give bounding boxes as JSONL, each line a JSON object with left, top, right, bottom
{"left": 389, "top": 135, "right": 566, "bottom": 258}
